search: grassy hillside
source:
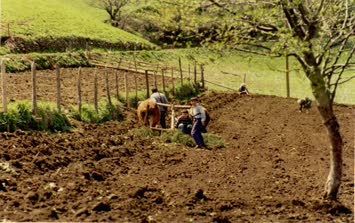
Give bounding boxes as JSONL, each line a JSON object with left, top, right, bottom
{"left": 90, "top": 48, "right": 355, "bottom": 105}
{"left": 2, "top": 47, "right": 354, "bottom": 104}
{"left": 1, "top": 0, "right": 155, "bottom": 52}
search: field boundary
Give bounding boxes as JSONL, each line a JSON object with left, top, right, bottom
{"left": 0, "top": 57, "right": 208, "bottom": 114}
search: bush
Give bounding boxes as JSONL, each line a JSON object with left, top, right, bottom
{"left": 128, "top": 92, "right": 147, "bottom": 108}
{"left": 171, "top": 82, "right": 200, "bottom": 100}
{"left": 0, "top": 101, "right": 71, "bottom": 132}
{"left": 36, "top": 102, "right": 71, "bottom": 132}
{"left": 70, "top": 98, "right": 124, "bottom": 123}
{"left": 0, "top": 112, "right": 17, "bottom": 132}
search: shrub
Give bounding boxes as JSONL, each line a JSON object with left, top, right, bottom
{"left": 70, "top": 98, "right": 124, "bottom": 123}
{"left": 128, "top": 92, "right": 148, "bottom": 108}
{"left": 0, "top": 112, "right": 17, "bottom": 132}
{"left": 171, "top": 82, "right": 200, "bottom": 100}
{"left": 37, "top": 102, "right": 71, "bottom": 132}
{"left": 0, "top": 101, "right": 71, "bottom": 132}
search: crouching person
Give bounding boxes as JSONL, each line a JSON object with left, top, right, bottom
{"left": 297, "top": 97, "right": 312, "bottom": 112}
{"left": 175, "top": 110, "right": 192, "bottom": 134}
{"left": 189, "top": 97, "right": 207, "bottom": 149}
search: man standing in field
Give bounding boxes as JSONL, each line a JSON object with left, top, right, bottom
{"left": 150, "top": 88, "right": 169, "bottom": 128}
{"left": 189, "top": 97, "right": 207, "bottom": 149}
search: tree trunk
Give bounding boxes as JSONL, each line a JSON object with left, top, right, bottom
{"left": 310, "top": 70, "right": 343, "bottom": 200}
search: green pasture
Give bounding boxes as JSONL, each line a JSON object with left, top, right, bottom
{"left": 1, "top": 0, "right": 154, "bottom": 49}
{"left": 99, "top": 48, "right": 354, "bottom": 105}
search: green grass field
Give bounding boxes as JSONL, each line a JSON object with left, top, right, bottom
{"left": 97, "top": 48, "right": 354, "bottom": 105}
{"left": 1, "top": 0, "right": 155, "bottom": 50}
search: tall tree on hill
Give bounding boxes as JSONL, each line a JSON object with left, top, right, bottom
{"left": 94, "top": 0, "right": 130, "bottom": 27}
{"left": 206, "top": 0, "right": 354, "bottom": 200}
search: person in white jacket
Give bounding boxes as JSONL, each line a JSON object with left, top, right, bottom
{"left": 189, "top": 97, "right": 207, "bottom": 149}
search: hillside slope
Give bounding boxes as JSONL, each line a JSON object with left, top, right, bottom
{"left": 1, "top": 0, "right": 156, "bottom": 52}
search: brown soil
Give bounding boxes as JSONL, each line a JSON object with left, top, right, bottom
{"left": 0, "top": 93, "right": 353, "bottom": 222}
{"left": 2, "top": 67, "right": 174, "bottom": 107}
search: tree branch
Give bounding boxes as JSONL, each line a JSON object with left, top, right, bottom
{"left": 330, "top": 46, "right": 355, "bottom": 102}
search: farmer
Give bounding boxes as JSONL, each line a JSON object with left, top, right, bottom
{"left": 175, "top": 110, "right": 193, "bottom": 134}
{"left": 297, "top": 97, "right": 312, "bottom": 112}
{"left": 150, "top": 88, "right": 169, "bottom": 128}
{"left": 189, "top": 97, "right": 207, "bottom": 149}
{"left": 239, "top": 83, "right": 249, "bottom": 95}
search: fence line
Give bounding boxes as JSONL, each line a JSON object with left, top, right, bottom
{"left": 0, "top": 58, "right": 208, "bottom": 114}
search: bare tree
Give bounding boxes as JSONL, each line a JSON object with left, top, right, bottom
{"left": 207, "top": 0, "right": 354, "bottom": 200}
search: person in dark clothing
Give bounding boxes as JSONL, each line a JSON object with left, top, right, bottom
{"left": 297, "top": 97, "right": 312, "bottom": 112}
{"left": 150, "top": 88, "right": 169, "bottom": 128}
{"left": 175, "top": 110, "right": 192, "bottom": 134}
{"left": 239, "top": 83, "right": 249, "bottom": 95}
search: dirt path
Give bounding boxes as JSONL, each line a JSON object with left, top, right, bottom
{"left": 0, "top": 93, "right": 353, "bottom": 222}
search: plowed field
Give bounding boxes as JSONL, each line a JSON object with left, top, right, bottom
{"left": 0, "top": 93, "right": 353, "bottom": 222}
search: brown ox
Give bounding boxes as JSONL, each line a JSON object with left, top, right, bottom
{"left": 137, "top": 99, "right": 161, "bottom": 127}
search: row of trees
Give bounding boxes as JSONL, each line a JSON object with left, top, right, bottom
{"left": 95, "top": 0, "right": 354, "bottom": 201}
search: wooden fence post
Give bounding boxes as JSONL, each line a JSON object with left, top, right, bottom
{"left": 286, "top": 54, "right": 290, "bottom": 98}
{"left": 200, "top": 64, "right": 205, "bottom": 89}
{"left": 179, "top": 57, "right": 183, "bottom": 86}
{"left": 134, "top": 74, "right": 138, "bottom": 103}
{"left": 56, "top": 64, "right": 61, "bottom": 112}
{"left": 171, "top": 67, "right": 175, "bottom": 95}
{"left": 124, "top": 72, "right": 130, "bottom": 107}
{"left": 1, "top": 60, "right": 7, "bottom": 113}
{"left": 105, "top": 68, "right": 112, "bottom": 107}
{"left": 133, "top": 52, "right": 138, "bottom": 72}
{"left": 94, "top": 68, "right": 98, "bottom": 114}
{"left": 31, "top": 62, "right": 37, "bottom": 115}
{"left": 78, "top": 67, "right": 82, "bottom": 116}
{"left": 154, "top": 71, "right": 157, "bottom": 88}
{"left": 161, "top": 68, "right": 166, "bottom": 94}
{"left": 170, "top": 104, "right": 175, "bottom": 130}
{"left": 188, "top": 64, "right": 191, "bottom": 83}
{"left": 194, "top": 61, "right": 197, "bottom": 85}
{"left": 115, "top": 71, "right": 119, "bottom": 101}
{"left": 145, "top": 70, "right": 150, "bottom": 98}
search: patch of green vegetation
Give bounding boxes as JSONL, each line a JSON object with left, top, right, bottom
{"left": 37, "top": 102, "right": 71, "bottom": 132}
{"left": 203, "top": 133, "right": 225, "bottom": 149}
{"left": 171, "top": 81, "right": 200, "bottom": 101}
{"left": 2, "top": 51, "right": 92, "bottom": 72}
{"left": 161, "top": 129, "right": 225, "bottom": 149}
{"left": 96, "top": 48, "right": 354, "bottom": 105}
{"left": 126, "top": 91, "right": 148, "bottom": 108}
{"left": 70, "top": 98, "right": 124, "bottom": 123}
{"left": 2, "top": 0, "right": 155, "bottom": 52}
{"left": 161, "top": 130, "right": 196, "bottom": 147}
{"left": 0, "top": 101, "right": 71, "bottom": 132}
{"left": 2, "top": 47, "right": 353, "bottom": 104}
{"left": 133, "top": 127, "right": 157, "bottom": 138}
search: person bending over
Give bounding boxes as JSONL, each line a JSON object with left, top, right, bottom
{"left": 150, "top": 88, "right": 169, "bottom": 128}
